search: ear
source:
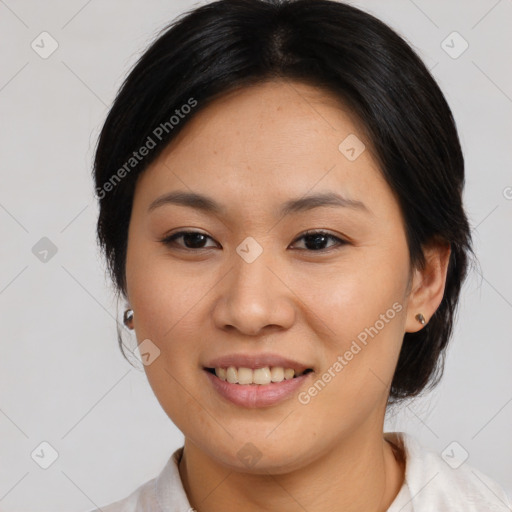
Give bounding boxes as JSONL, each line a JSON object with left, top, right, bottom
{"left": 405, "top": 239, "right": 451, "bottom": 333}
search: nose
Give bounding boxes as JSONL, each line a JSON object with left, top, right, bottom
{"left": 212, "top": 249, "right": 296, "bottom": 336}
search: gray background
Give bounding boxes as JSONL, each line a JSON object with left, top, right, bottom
{"left": 0, "top": 0, "right": 511, "bottom": 509}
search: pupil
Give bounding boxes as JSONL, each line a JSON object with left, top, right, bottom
{"left": 184, "top": 233, "right": 206, "bottom": 248}
{"left": 305, "top": 233, "right": 327, "bottom": 250}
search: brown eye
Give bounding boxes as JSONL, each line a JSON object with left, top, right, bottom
{"left": 160, "top": 229, "right": 347, "bottom": 252}
{"left": 291, "top": 230, "right": 347, "bottom": 251}
{"left": 160, "top": 231, "right": 218, "bottom": 249}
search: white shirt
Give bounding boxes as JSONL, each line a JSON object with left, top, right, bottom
{"left": 88, "top": 432, "right": 512, "bottom": 511}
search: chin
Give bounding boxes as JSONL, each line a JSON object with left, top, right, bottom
{"left": 202, "top": 436, "right": 315, "bottom": 475}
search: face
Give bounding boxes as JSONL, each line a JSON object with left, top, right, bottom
{"left": 125, "top": 80, "right": 416, "bottom": 473}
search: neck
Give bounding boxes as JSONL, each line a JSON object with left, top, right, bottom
{"left": 178, "top": 429, "right": 405, "bottom": 512}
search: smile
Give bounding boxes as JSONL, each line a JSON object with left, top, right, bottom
{"left": 204, "top": 367, "right": 314, "bottom": 408}
{"left": 205, "top": 366, "right": 313, "bottom": 385}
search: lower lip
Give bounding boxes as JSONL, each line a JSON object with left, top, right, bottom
{"left": 204, "top": 369, "right": 313, "bottom": 408}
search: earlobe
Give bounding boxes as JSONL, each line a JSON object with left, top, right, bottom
{"left": 405, "top": 241, "right": 451, "bottom": 333}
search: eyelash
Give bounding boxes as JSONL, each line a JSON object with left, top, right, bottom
{"left": 159, "top": 229, "right": 348, "bottom": 253}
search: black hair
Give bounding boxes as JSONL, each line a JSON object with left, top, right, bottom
{"left": 93, "top": 0, "right": 475, "bottom": 405}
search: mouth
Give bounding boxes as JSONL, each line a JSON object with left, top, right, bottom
{"left": 203, "top": 365, "right": 315, "bottom": 408}
{"left": 203, "top": 366, "right": 314, "bottom": 385}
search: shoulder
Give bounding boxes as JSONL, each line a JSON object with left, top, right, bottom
{"left": 84, "top": 447, "right": 189, "bottom": 512}
{"left": 386, "top": 432, "right": 512, "bottom": 512}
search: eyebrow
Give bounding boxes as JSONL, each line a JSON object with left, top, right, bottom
{"left": 147, "top": 190, "right": 371, "bottom": 216}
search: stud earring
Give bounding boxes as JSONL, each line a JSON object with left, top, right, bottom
{"left": 415, "top": 313, "right": 426, "bottom": 325}
{"left": 123, "top": 308, "right": 134, "bottom": 329}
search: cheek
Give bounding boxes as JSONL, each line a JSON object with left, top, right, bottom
{"left": 126, "top": 252, "right": 212, "bottom": 418}
{"left": 132, "top": 270, "right": 207, "bottom": 433}
{"left": 126, "top": 245, "right": 211, "bottom": 341}
{"left": 143, "top": 358, "right": 208, "bottom": 441}
{"left": 289, "top": 246, "right": 408, "bottom": 402}
{"left": 290, "top": 247, "right": 408, "bottom": 341}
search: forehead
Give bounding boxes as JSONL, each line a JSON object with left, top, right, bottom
{"left": 133, "top": 80, "right": 391, "bottom": 216}
{"left": 161, "top": 79, "right": 366, "bottom": 156}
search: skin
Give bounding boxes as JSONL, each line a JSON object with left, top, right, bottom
{"left": 124, "top": 79, "right": 451, "bottom": 512}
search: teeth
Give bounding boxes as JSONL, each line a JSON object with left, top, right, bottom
{"left": 215, "top": 367, "right": 227, "bottom": 381}
{"left": 270, "top": 367, "right": 284, "bottom": 382}
{"left": 253, "top": 367, "right": 272, "bottom": 384}
{"left": 226, "top": 366, "right": 237, "bottom": 384}
{"left": 238, "top": 367, "right": 254, "bottom": 385}
{"left": 284, "top": 368, "right": 295, "bottom": 380}
{"left": 214, "top": 366, "right": 304, "bottom": 385}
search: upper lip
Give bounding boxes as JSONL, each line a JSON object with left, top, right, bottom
{"left": 203, "top": 353, "right": 313, "bottom": 373}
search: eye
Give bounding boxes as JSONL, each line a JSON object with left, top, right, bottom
{"left": 160, "top": 229, "right": 348, "bottom": 252}
{"left": 160, "top": 230, "right": 218, "bottom": 250}
{"left": 290, "top": 230, "right": 347, "bottom": 252}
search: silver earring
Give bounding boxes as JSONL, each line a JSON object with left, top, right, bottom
{"left": 123, "top": 308, "right": 134, "bottom": 329}
{"left": 415, "top": 313, "right": 426, "bottom": 325}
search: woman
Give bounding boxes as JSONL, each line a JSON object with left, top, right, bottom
{"left": 90, "top": 0, "right": 511, "bottom": 510}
